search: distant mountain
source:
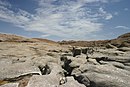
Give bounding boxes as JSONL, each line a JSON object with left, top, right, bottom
{"left": 59, "top": 32, "right": 130, "bottom": 47}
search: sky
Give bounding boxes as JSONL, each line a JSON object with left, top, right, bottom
{"left": 0, "top": 0, "right": 130, "bottom": 41}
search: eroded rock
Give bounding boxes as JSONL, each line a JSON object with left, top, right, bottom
{"left": 0, "top": 62, "right": 41, "bottom": 80}
{"left": 72, "top": 64, "right": 130, "bottom": 87}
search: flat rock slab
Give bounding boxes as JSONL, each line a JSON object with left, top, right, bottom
{"left": 26, "top": 75, "right": 59, "bottom": 87}
{"left": 75, "top": 64, "right": 130, "bottom": 87}
{"left": 0, "top": 83, "right": 19, "bottom": 87}
{"left": 0, "top": 62, "right": 41, "bottom": 80}
{"left": 27, "top": 75, "right": 85, "bottom": 87}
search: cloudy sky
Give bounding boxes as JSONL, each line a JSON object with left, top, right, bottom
{"left": 0, "top": 0, "right": 130, "bottom": 41}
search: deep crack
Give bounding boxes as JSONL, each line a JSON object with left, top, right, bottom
{"left": 38, "top": 64, "right": 51, "bottom": 75}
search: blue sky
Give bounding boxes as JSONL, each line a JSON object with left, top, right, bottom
{"left": 0, "top": 0, "right": 130, "bottom": 41}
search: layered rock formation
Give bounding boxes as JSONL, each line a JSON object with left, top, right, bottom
{"left": 0, "top": 33, "right": 130, "bottom": 87}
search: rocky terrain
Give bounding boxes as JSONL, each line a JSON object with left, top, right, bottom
{"left": 59, "top": 32, "right": 130, "bottom": 47}
{"left": 0, "top": 33, "right": 130, "bottom": 87}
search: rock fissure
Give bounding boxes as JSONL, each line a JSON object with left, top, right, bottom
{"left": 1, "top": 33, "right": 130, "bottom": 87}
{"left": 38, "top": 64, "right": 51, "bottom": 75}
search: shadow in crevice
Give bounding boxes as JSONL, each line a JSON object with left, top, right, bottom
{"left": 38, "top": 64, "right": 51, "bottom": 75}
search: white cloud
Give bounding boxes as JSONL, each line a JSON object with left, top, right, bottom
{"left": 105, "top": 14, "right": 113, "bottom": 20}
{"left": 0, "top": 0, "right": 116, "bottom": 40}
{"left": 115, "top": 26, "right": 130, "bottom": 29}
{"left": 0, "top": 0, "right": 11, "bottom": 7}
{"left": 114, "top": 12, "right": 118, "bottom": 15}
{"left": 41, "top": 34, "right": 51, "bottom": 38}
{"left": 124, "top": 8, "right": 128, "bottom": 11}
{"left": 98, "top": 7, "right": 113, "bottom": 20}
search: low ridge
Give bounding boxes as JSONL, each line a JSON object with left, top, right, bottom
{"left": 59, "top": 32, "right": 130, "bottom": 47}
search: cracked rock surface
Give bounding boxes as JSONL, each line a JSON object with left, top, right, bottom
{"left": 0, "top": 33, "right": 130, "bottom": 87}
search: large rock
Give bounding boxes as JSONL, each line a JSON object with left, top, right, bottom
{"left": 72, "top": 64, "right": 130, "bottom": 87}
{"left": 26, "top": 63, "right": 86, "bottom": 87}
{"left": 26, "top": 75, "right": 60, "bottom": 87}
{"left": 0, "top": 62, "right": 41, "bottom": 80}
{"left": 60, "top": 56, "right": 87, "bottom": 76}
{"left": 27, "top": 75, "right": 85, "bottom": 87}
{"left": 26, "top": 63, "right": 66, "bottom": 87}
{"left": 48, "top": 63, "right": 64, "bottom": 75}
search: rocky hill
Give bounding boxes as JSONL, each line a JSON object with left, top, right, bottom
{"left": 32, "top": 38, "right": 58, "bottom": 44}
{"left": 110, "top": 32, "right": 130, "bottom": 47}
{"left": 0, "top": 33, "right": 130, "bottom": 87}
{"left": 59, "top": 32, "right": 130, "bottom": 48}
{"left": 0, "top": 33, "right": 58, "bottom": 44}
{"left": 0, "top": 33, "right": 37, "bottom": 42}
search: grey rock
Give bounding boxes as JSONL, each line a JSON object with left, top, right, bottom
{"left": 87, "top": 58, "right": 100, "bottom": 65}
{"left": 107, "top": 56, "right": 130, "bottom": 63}
{"left": 59, "top": 76, "right": 86, "bottom": 87}
{"left": 48, "top": 63, "right": 65, "bottom": 76}
{"left": 26, "top": 63, "right": 66, "bottom": 87}
{"left": 105, "top": 43, "right": 117, "bottom": 49}
{"left": 26, "top": 75, "right": 59, "bottom": 87}
{"left": 117, "top": 47, "right": 130, "bottom": 52}
{"left": 73, "top": 64, "right": 130, "bottom": 87}
{"left": 0, "top": 83, "right": 19, "bottom": 87}
{"left": 75, "top": 75, "right": 90, "bottom": 87}
{"left": 0, "top": 62, "right": 41, "bottom": 80}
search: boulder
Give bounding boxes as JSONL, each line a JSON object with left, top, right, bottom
{"left": 72, "top": 64, "right": 130, "bottom": 87}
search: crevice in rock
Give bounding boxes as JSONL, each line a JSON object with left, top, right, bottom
{"left": 73, "top": 75, "right": 90, "bottom": 87}
{"left": 73, "top": 75, "right": 98, "bottom": 87}
{"left": 60, "top": 55, "right": 100, "bottom": 87}
{"left": 113, "top": 65, "right": 125, "bottom": 69}
{"left": 60, "top": 56, "right": 75, "bottom": 76}
{"left": 60, "top": 56, "right": 88, "bottom": 86}
{"left": 95, "top": 57, "right": 109, "bottom": 64}
{"left": 38, "top": 64, "right": 51, "bottom": 75}
{"left": 94, "top": 57, "right": 122, "bottom": 65}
